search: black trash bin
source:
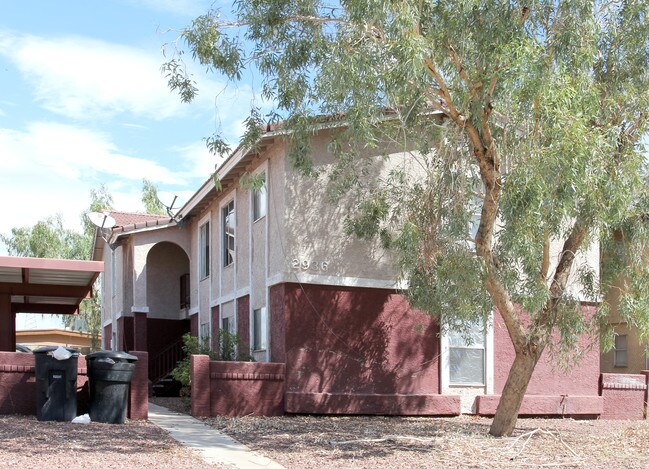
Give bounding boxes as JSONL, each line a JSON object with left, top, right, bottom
{"left": 87, "top": 351, "right": 138, "bottom": 424}
{"left": 33, "top": 346, "right": 80, "bottom": 422}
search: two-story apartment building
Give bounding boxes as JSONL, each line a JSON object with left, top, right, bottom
{"left": 93, "top": 125, "right": 604, "bottom": 416}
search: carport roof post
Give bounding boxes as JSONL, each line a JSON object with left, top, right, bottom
{"left": 0, "top": 256, "right": 104, "bottom": 351}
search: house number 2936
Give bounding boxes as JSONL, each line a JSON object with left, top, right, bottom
{"left": 291, "top": 259, "right": 329, "bottom": 272}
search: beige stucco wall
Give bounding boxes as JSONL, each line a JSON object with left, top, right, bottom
{"left": 237, "top": 185, "right": 251, "bottom": 290}
{"left": 547, "top": 232, "right": 600, "bottom": 302}
{"left": 600, "top": 246, "right": 649, "bottom": 374}
{"left": 281, "top": 131, "right": 406, "bottom": 285}
{"left": 146, "top": 241, "right": 190, "bottom": 320}
{"left": 130, "top": 227, "right": 191, "bottom": 313}
{"left": 267, "top": 144, "right": 287, "bottom": 279}
{"left": 601, "top": 320, "right": 649, "bottom": 374}
{"left": 251, "top": 207, "right": 267, "bottom": 310}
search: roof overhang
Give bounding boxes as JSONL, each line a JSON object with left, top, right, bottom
{"left": 177, "top": 131, "right": 282, "bottom": 220}
{"left": 0, "top": 256, "right": 104, "bottom": 315}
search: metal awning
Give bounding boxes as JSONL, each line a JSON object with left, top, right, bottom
{"left": 0, "top": 256, "right": 104, "bottom": 315}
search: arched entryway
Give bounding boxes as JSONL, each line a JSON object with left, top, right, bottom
{"left": 142, "top": 242, "right": 191, "bottom": 390}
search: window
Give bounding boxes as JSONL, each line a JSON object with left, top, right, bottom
{"left": 449, "top": 319, "right": 485, "bottom": 385}
{"left": 253, "top": 307, "right": 267, "bottom": 351}
{"left": 200, "top": 322, "right": 210, "bottom": 347}
{"left": 252, "top": 173, "right": 267, "bottom": 221}
{"left": 614, "top": 334, "right": 628, "bottom": 367}
{"left": 222, "top": 200, "right": 235, "bottom": 266}
{"left": 199, "top": 222, "right": 210, "bottom": 278}
{"left": 221, "top": 316, "right": 231, "bottom": 334}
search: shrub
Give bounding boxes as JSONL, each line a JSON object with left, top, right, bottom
{"left": 171, "top": 330, "right": 252, "bottom": 396}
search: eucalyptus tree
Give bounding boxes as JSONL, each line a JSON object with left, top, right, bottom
{"left": 141, "top": 178, "right": 167, "bottom": 216}
{"left": 164, "top": 0, "right": 649, "bottom": 436}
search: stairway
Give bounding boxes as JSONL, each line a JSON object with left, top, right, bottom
{"left": 150, "top": 338, "right": 185, "bottom": 397}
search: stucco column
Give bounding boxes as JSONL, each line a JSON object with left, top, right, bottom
{"left": 132, "top": 243, "right": 152, "bottom": 311}
{"left": 0, "top": 294, "right": 15, "bottom": 352}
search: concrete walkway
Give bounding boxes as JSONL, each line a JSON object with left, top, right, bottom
{"left": 148, "top": 403, "right": 286, "bottom": 469}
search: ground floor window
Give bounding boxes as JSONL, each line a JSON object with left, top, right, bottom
{"left": 614, "top": 334, "right": 628, "bottom": 367}
{"left": 448, "top": 318, "right": 486, "bottom": 385}
{"left": 252, "top": 307, "right": 267, "bottom": 351}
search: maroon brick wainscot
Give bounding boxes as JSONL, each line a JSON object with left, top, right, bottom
{"left": 0, "top": 351, "right": 148, "bottom": 419}
{"left": 191, "top": 356, "right": 285, "bottom": 417}
{"left": 600, "top": 373, "right": 647, "bottom": 420}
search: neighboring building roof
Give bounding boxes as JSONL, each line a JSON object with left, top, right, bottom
{"left": 0, "top": 256, "right": 103, "bottom": 315}
{"left": 109, "top": 211, "right": 173, "bottom": 236}
{"left": 91, "top": 211, "right": 174, "bottom": 260}
{"left": 16, "top": 328, "right": 99, "bottom": 350}
{"left": 110, "top": 211, "right": 171, "bottom": 228}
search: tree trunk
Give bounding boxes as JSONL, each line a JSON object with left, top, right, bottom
{"left": 489, "top": 347, "right": 542, "bottom": 437}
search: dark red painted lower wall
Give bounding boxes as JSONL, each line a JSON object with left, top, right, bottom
{"left": 134, "top": 313, "right": 147, "bottom": 351}
{"left": 118, "top": 316, "right": 134, "bottom": 352}
{"left": 269, "top": 284, "right": 286, "bottom": 362}
{"left": 492, "top": 306, "right": 601, "bottom": 396}
{"left": 190, "top": 312, "right": 198, "bottom": 337}
{"left": 237, "top": 296, "right": 250, "bottom": 349}
{"left": 211, "top": 306, "right": 219, "bottom": 354}
{"left": 146, "top": 318, "right": 190, "bottom": 359}
{"left": 477, "top": 305, "right": 603, "bottom": 416}
{"left": 277, "top": 283, "right": 456, "bottom": 415}
{"left": 0, "top": 351, "right": 149, "bottom": 419}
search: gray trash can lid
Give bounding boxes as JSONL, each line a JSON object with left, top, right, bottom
{"left": 87, "top": 350, "right": 138, "bottom": 362}
{"left": 32, "top": 346, "right": 80, "bottom": 356}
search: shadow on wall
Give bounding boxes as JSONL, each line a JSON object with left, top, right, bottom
{"left": 284, "top": 284, "right": 440, "bottom": 399}
{"left": 282, "top": 133, "right": 399, "bottom": 286}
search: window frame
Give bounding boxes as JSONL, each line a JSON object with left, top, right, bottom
{"left": 252, "top": 307, "right": 268, "bottom": 351}
{"left": 200, "top": 322, "right": 210, "bottom": 348}
{"left": 199, "top": 221, "right": 210, "bottom": 279}
{"left": 222, "top": 200, "right": 235, "bottom": 267}
{"left": 448, "top": 319, "right": 486, "bottom": 386}
{"left": 614, "top": 334, "right": 628, "bottom": 367}
{"left": 221, "top": 316, "right": 230, "bottom": 334}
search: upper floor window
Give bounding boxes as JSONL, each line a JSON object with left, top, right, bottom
{"left": 614, "top": 334, "right": 628, "bottom": 367}
{"left": 223, "top": 200, "right": 235, "bottom": 266}
{"left": 252, "top": 173, "right": 267, "bottom": 221}
{"left": 199, "top": 222, "right": 210, "bottom": 278}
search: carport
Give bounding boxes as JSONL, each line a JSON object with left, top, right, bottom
{"left": 0, "top": 256, "right": 103, "bottom": 351}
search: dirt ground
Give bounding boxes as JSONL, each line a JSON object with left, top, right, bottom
{"left": 153, "top": 397, "right": 649, "bottom": 469}
{"left": 0, "top": 413, "right": 210, "bottom": 469}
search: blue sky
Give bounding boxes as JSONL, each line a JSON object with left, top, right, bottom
{"left": 0, "top": 0, "right": 257, "bottom": 254}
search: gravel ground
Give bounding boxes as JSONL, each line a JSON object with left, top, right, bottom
{"left": 0, "top": 413, "right": 211, "bottom": 469}
{"left": 153, "top": 397, "right": 649, "bottom": 469}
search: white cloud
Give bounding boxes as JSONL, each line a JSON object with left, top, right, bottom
{"left": 0, "top": 122, "right": 182, "bottom": 184}
{"left": 0, "top": 30, "right": 215, "bottom": 121}
{"left": 0, "top": 122, "right": 182, "bottom": 245}
{"left": 128, "top": 0, "right": 215, "bottom": 17}
{"left": 174, "top": 140, "right": 218, "bottom": 179}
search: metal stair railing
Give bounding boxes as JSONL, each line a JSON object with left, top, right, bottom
{"left": 149, "top": 337, "right": 185, "bottom": 384}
